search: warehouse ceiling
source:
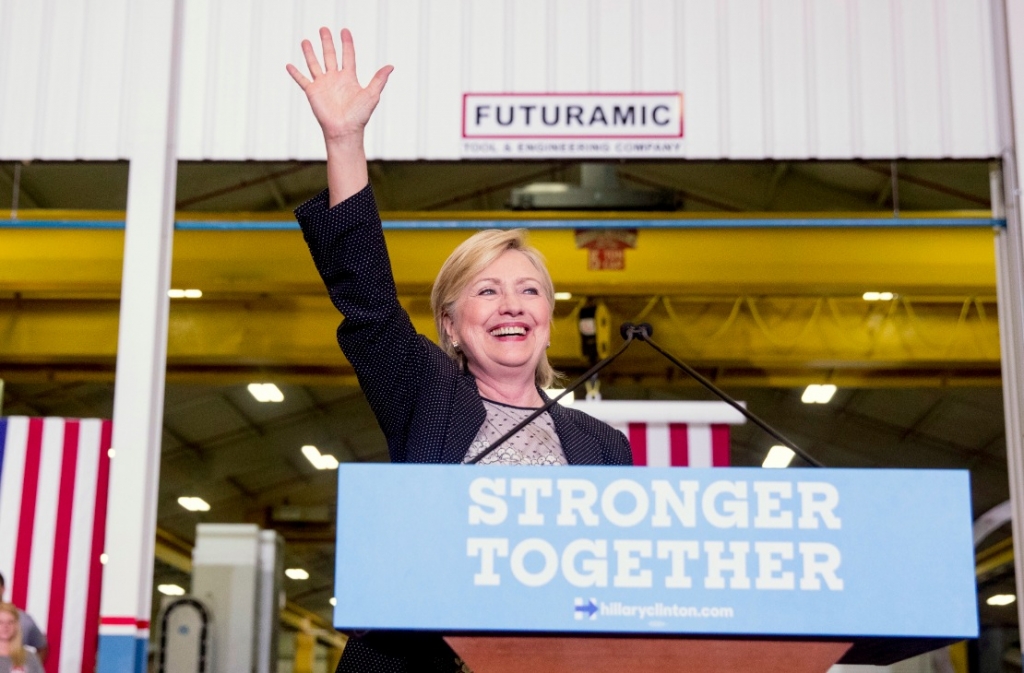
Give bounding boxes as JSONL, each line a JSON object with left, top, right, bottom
{"left": 0, "top": 157, "right": 1017, "bottom": 637}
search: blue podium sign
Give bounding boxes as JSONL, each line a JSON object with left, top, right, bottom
{"left": 333, "top": 465, "right": 977, "bottom": 639}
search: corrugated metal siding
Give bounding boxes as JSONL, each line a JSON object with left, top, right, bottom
{"left": 0, "top": 0, "right": 999, "bottom": 161}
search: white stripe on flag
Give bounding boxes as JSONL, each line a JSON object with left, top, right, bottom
{"left": 687, "top": 425, "right": 713, "bottom": 468}
{"left": 646, "top": 423, "right": 671, "bottom": 467}
{"left": 26, "top": 418, "right": 64, "bottom": 625}
{"left": 60, "top": 419, "right": 101, "bottom": 673}
{"left": 0, "top": 417, "right": 29, "bottom": 582}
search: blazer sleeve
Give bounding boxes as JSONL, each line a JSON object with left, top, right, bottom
{"left": 295, "top": 185, "right": 432, "bottom": 456}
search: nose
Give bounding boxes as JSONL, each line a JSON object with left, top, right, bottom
{"left": 500, "top": 290, "right": 523, "bottom": 314}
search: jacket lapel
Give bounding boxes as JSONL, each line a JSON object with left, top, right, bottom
{"left": 547, "top": 395, "right": 604, "bottom": 466}
{"left": 440, "top": 375, "right": 487, "bottom": 464}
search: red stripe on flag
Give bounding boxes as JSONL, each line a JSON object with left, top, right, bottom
{"left": 711, "top": 424, "right": 731, "bottom": 467}
{"left": 669, "top": 423, "right": 689, "bottom": 467}
{"left": 628, "top": 423, "right": 647, "bottom": 466}
{"left": 82, "top": 421, "right": 113, "bottom": 672}
{"left": 47, "top": 420, "right": 80, "bottom": 671}
{"left": 12, "top": 418, "right": 44, "bottom": 609}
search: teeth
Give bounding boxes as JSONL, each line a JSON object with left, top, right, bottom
{"left": 490, "top": 326, "right": 527, "bottom": 336}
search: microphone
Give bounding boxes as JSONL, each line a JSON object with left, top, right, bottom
{"left": 621, "top": 322, "right": 825, "bottom": 468}
{"left": 465, "top": 324, "right": 649, "bottom": 465}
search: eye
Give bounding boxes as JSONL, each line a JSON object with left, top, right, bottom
{"left": 523, "top": 286, "right": 540, "bottom": 295}
{"left": 477, "top": 287, "right": 496, "bottom": 296}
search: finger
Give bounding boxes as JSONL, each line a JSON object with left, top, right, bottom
{"left": 285, "top": 63, "right": 311, "bottom": 90}
{"left": 340, "top": 28, "right": 357, "bottom": 73}
{"left": 320, "top": 26, "right": 338, "bottom": 71}
{"left": 366, "top": 65, "right": 394, "bottom": 97}
{"left": 300, "top": 39, "right": 323, "bottom": 78}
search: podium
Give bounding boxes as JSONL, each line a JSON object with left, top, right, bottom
{"left": 333, "top": 465, "right": 978, "bottom": 671}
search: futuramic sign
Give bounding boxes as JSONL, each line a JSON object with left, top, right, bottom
{"left": 461, "top": 93, "right": 684, "bottom": 158}
{"left": 334, "top": 465, "right": 977, "bottom": 638}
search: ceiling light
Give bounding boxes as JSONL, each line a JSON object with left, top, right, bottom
{"left": 543, "top": 389, "right": 574, "bottom": 406}
{"left": 100, "top": 553, "right": 108, "bottom": 565}
{"left": 763, "top": 445, "right": 795, "bottom": 468}
{"left": 801, "top": 384, "right": 837, "bottom": 404}
{"left": 329, "top": 597, "right": 337, "bottom": 606}
{"left": 862, "top": 291, "right": 895, "bottom": 301}
{"left": 178, "top": 496, "right": 211, "bottom": 512}
{"left": 554, "top": 292, "right": 573, "bottom": 301}
{"left": 302, "top": 445, "right": 340, "bottom": 470}
{"left": 168, "top": 288, "right": 203, "bottom": 299}
{"left": 987, "top": 594, "right": 1016, "bottom": 606}
{"left": 248, "top": 383, "right": 284, "bottom": 403}
{"left": 158, "top": 584, "right": 186, "bottom": 596}
{"left": 285, "top": 568, "right": 309, "bottom": 580}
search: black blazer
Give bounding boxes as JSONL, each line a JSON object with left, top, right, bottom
{"left": 296, "top": 185, "right": 632, "bottom": 467}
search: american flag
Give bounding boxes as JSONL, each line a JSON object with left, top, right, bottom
{"left": 0, "top": 417, "right": 113, "bottom": 673}
{"left": 572, "top": 401, "right": 742, "bottom": 467}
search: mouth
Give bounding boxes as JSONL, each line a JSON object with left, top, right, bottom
{"left": 489, "top": 325, "right": 528, "bottom": 338}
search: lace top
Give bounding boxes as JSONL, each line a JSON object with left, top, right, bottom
{"left": 463, "top": 399, "right": 568, "bottom": 466}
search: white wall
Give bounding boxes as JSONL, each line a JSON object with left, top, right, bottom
{"left": 0, "top": 0, "right": 999, "bottom": 161}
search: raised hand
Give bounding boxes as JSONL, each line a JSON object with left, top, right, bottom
{"left": 287, "top": 28, "right": 393, "bottom": 145}
{"left": 287, "top": 28, "right": 393, "bottom": 205}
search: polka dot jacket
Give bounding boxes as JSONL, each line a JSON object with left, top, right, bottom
{"left": 295, "top": 185, "right": 633, "bottom": 468}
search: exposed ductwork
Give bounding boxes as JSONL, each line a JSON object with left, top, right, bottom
{"left": 508, "top": 163, "right": 677, "bottom": 210}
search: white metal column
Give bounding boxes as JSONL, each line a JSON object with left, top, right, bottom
{"left": 991, "top": 0, "right": 1024, "bottom": 653}
{"left": 96, "top": 1, "right": 184, "bottom": 672}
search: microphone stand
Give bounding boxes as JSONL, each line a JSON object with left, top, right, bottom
{"left": 467, "top": 322, "right": 825, "bottom": 468}
{"left": 466, "top": 323, "right": 649, "bottom": 465}
{"left": 624, "top": 322, "right": 825, "bottom": 468}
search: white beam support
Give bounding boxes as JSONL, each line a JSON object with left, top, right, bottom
{"left": 96, "top": 1, "right": 184, "bottom": 672}
{"left": 991, "top": 0, "right": 1024, "bottom": 653}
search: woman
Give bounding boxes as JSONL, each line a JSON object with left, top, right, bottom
{"left": 288, "top": 28, "right": 632, "bottom": 672}
{"left": 0, "top": 604, "right": 43, "bottom": 673}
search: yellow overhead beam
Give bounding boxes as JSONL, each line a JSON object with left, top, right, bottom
{"left": 0, "top": 225, "right": 999, "bottom": 297}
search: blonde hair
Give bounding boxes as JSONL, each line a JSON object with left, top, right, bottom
{"left": 0, "top": 603, "right": 26, "bottom": 668}
{"left": 430, "top": 229, "right": 558, "bottom": 387}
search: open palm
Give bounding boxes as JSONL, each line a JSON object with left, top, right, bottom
{"left": 287, "top": 28, "right": 393, "bottom": 143}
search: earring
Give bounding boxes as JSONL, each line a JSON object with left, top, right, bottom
{"left": 452, "top": 340, "right": 460, "bottom": 349}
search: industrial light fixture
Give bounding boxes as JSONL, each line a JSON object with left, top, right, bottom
{"left": 987, "top": 594, "right": 1016, "bottom": 606}
{"left": 862, "top": 291, "right": 895, "bottom": 301}
{"left": 158, "top": 584, "right": 186, "bottom": 596}
{"left": 248, "top": 383, "right": 284, "bottom": 403}
{"left": 542, "top": 389, "right": 575, "bottom": 406}
{"left": 554, "top": 292, "right": 573, "bottom": 301}
{"left": 285, "top": 568, "right": 309, "bottom": 580}
{"left": 302, "top": 445, "right": 340, "bottom": 470}
{"left": 801, "top": 384, "right": 837, "bottom": 404}
{"left": 763, "top": 445, "right": 795, "bottom": 468}
{"left": 100, "top": 553, "right": 109, "bottom": 565}
{"left": 329, "top": 597, "right": 337, "bottom": 606}
{"left": 178, "top": 496, "right": 211, "bottom": 512}
{"left": 168, "top": 288, "right": 203, "bottom": 299}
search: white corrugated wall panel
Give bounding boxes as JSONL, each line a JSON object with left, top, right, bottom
{"left": 724, "top": 0, "right": 766, "bottom": 159}
{"left": 0, "top": 0, "right": 1001, "bottom": 161}
{"left": 855, "top": 0, "right": 899, "bottom": 158}
{"left": 681, "top": 0, "right": 723, "bottom": 158}
{"left": 809, "top": 1, "right": 855, "bottom": 158}
{"left": 768, "top": 0, "right": 810, "bottom": 159}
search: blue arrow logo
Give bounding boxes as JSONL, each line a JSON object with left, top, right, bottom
{"left": 574, "top": 598, "right": 598, "bottom": 620}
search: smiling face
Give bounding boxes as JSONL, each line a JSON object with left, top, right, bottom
{"left": 0, "top": 609, "right": 16, "bottom": 644}
{"left": 444, "top": 249, "right": 552, "bottom": 385}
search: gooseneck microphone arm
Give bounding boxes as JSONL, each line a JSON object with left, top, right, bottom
{"left": 466, "top": 324, "right": 650, "bottom": 465}
{"left": 623, "top": 322, "right": 825, "bottom": 468}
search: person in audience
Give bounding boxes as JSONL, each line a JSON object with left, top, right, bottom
{"left": 0, "top": 603, "right": 44, "bottom": 673}
{"left": 0, "top": 576, "right": 46, "bottom": 664}
{"left": 288, "top": 27, "right": 632, "bottom": 673}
